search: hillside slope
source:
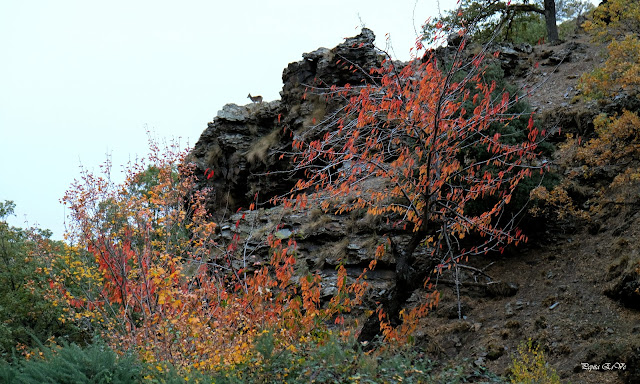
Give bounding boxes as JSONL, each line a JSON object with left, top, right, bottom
{"left": 189, "top": 28, "right": 639, "bottom": 383}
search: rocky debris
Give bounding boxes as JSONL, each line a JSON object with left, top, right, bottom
{"left": 491, "top": 42, "right": 534, "bottom": 76}
{"left": 605, "top": 275, "right": 640, "bottom": 309}
{"left": 504, "top": 300, "right": 528, "bottom": 317}
{"left": 540, "top": 41, "right": 586, "bottom": 65}
{"left": 539, "top": 103, "right": 597, "bottom": 140}
{"left": 538, "top": 83, "right": 640, "bottom": 143}
{"left": 436, "top": 299, "right": 475, "bottom": 319}
{"left": 508, "top": 34, "right": 604, "bottom": 142}
{"left": 486, "top": 281, "right": 519, "bottom": 297}
{"left": 602, "top": 92, "right": 640, "bottom": 115}
{"left": 486, "top": 342, "right": 506, "bottom": 360}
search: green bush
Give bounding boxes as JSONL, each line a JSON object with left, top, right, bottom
{"left": 0, "top": 201, "right": 87, "bottom": 361}
{"left": 204, "top": 331, "right": 427, "bottom": 384}
{"left": 0, "top": 339, "right": 143, "bottom": 384}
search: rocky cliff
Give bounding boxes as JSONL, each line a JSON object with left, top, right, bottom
{"left": 188, "top": 28, "right": 397, "bottom": 315}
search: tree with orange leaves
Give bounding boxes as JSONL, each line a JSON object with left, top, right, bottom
{"left": 50, "top": 133, "right": 367, "bottom": 371}
{"left": 286, "top": 33, "right": 547, "bottom": 342}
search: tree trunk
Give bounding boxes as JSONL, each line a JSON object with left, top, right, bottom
{"left": 356, "top": 231, "right": 430, "bottom": 345}
{"left": 544, "top": 0, "right": 559, "bottom": 42}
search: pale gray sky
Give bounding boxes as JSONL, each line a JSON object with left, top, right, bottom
{"left": 0, "top": 0, "right": 457, "bottom": 239}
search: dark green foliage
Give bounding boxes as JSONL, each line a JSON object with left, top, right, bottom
{"left": 448, "top": 63, "right": 557, "bottom": 220}
{"left": 0, "top": 201, "right": 86, "bottom": 361}
{"left": 0, "top": 340, "right": 143, "bottom": 384}
{"left": 205, "top": 331, "right": 428, "bottom": 383}
{"left": 423, "top": 0, "right": 593, "bottom": 44}
{"left": 423, "top": 0, "right": 547, "bottom": 44}
{"left": 127, "top": 165, "right": 179, "bottom": 197}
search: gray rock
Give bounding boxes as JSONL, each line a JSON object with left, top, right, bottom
{"left": 486, "top": 281, "right": 519, "bottom": 297}
{"left": 505, "top": 302, "right": 514, "bottom": 317}
{"left": 216, "top": 103, "right": 250, "bottom": 122}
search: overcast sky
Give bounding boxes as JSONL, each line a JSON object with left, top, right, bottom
{"left": 0, "top": 0, "right": 461, "bottom": 239}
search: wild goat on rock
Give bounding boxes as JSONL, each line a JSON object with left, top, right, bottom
{"left": 247, "top": 93, "right": 263, "bottom": 103}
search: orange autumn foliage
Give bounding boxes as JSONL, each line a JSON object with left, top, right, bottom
{"left": 48, "top": 134, "right": 365, "bottom": 370}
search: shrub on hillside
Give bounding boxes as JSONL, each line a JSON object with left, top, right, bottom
{"left": 0, "top": 340, "right": 143, "bottom": 384}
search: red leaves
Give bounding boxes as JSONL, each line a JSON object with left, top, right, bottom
{"left": 501, "top": 92, "right": 509, "bottom": 109}
{"left": 527, "top": 115, "right": 539, "bottom": 142}
{"left": 528, "top": 115, "right": 535, "bottom": 130}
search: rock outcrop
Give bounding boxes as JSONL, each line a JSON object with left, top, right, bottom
{"left": 189, "top": 28, "right": 385, "bottom": 217}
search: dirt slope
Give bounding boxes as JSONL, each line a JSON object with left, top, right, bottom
{"left": 415, "top": 32, "right": 640, "bottom": 384}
